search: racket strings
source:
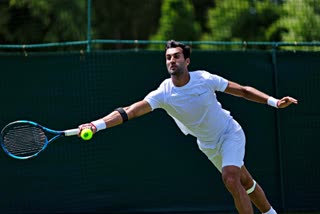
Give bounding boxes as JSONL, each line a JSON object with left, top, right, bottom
{"left": 2, "top": 124, "right": 47, "bottom": 157}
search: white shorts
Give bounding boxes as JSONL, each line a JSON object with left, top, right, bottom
{"left": 197, "top": 120, "right": 246, "bottom": 173}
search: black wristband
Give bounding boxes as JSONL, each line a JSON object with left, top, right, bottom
{"left": 114, "top": 107, "right": 128, "bottom": 122}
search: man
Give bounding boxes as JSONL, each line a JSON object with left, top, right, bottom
{"left": 79, "top": 40, "right": 298, "bottom": 214}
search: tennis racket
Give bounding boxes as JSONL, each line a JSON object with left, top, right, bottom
{"left": 0, "top": 120, "right": 80, "bottom": 160}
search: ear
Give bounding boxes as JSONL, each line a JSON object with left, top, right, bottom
{"left": 186, "top": 58, "right": 190, "bottom": 66}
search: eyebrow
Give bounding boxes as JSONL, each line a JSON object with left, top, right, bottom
{"left": 166, "top": 52, "right": 181, "bottom": 57}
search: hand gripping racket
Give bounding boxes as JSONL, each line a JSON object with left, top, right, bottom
{"left": 0, "top": 120, "right": 81, "bottom": 160}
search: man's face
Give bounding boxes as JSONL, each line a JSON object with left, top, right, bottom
{"left": 165, "top": 47, "right": 189, "bottom": 76}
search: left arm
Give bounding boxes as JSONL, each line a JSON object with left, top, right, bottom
{"left": 224, "top": 81, "right": 298, "bottom": 108}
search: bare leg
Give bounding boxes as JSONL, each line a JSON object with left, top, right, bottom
{"left": 240, "top": 166, "right": 273, "bottom": 213}
{"left": 222, "top": 165, "right": 254, "bottom": 214}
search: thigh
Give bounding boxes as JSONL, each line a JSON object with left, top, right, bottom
{"left": 197, "top": 120, "right": 246, "bottom": 173}
{"left": 220, "top": 120, "right": 246, "bottom": 169}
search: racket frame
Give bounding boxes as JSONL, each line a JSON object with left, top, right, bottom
{"left": 0, "top": 120, "right": 79, "bottom": 159}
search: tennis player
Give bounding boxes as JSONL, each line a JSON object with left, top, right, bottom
{"left": 79, "top": 40, "right": 297, "bottom": 214}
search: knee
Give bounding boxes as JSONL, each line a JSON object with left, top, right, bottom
{"left": 222, "top": 174, "right": 241, "bottom": 192}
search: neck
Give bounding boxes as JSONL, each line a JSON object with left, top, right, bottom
{"left": 171, "top": 71, "right": 190, "bottom": 87}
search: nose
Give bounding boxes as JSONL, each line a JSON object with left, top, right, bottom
{"left": 169, "top": 56, "right": 176, "bottom": 63}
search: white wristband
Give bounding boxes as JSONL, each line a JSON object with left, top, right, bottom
{"left": 267, "top": 97, "right": 279, "bottom": 108}
{"left": 91, "top": 119, "right": 106, "bottom": 132}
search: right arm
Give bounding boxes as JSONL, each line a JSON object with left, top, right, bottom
{"left": 224, "top": 81, "right": 298, "bottom": 108}
{"left": 79, "top": 100, "right": 152, "bottom": 133}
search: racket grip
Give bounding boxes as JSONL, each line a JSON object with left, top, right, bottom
{"left": 64, "top": 128, "right": 80, "bottom": 136}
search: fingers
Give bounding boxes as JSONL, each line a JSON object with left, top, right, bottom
{"left": 284, "top": 96, "right": 298, "bottom": 104}
{"left": 278, "top": 96, "right": 298, "bottom": 108}
{"left": 289, "top": 97, "right": 298, "bottom": 104}
{"left": 78, "top": 123, "right": 97, "bottom": 136}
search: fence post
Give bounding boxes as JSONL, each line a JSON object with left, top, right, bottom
{"left": 86, "top": 0, "right": 92, "bottom": 52}
{"left": 271, "top": 43, "right": 286, "bottom": 211}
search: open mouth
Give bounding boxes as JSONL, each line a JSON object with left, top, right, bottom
{"left": 170, "top": 65, "right": 177, "bottom": 70}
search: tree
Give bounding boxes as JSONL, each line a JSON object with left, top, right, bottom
{"left": 92, "top": 0, "right": 162, "bottom": 49}
{"left": 0, "top": 0, "right": 87, "bottom": 45}
{"left": 267, "top": 0, "right": 320, "bottom": 43}
{"left": 191, "top": 0, "right": 215, "bottom": 34}
{"left": 202, "top": 0, "right": 282, "bottom": 49}
{"left": 0, "top": 0, "right": 163, "bottom": 50}
{"left": 148, "top": 0, "right": 201, "bottom": 49}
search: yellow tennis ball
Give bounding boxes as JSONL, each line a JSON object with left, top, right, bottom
{"left": 80, "top": 129, "right": 93, "bottom": 141}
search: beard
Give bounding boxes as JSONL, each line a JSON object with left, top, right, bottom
{"left": 167, "top": 65, "right": 184, "bottom": 77}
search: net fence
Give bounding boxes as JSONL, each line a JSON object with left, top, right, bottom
{"left": 0, "top": 1, "right": 319, "bottom": 213}
{"left": 0, "top": 0, "right": 320, "bottom": 51}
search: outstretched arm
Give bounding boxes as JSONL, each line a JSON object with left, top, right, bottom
{"left": 224, "top": 81, "right": 298, "bottom": 108}
{"left": 79, "top": 100, "right": 152, "bottom": 133}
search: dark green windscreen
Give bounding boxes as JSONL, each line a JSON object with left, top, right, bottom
{"left": 0, "top": 51, "right": 318, "bottom": 213}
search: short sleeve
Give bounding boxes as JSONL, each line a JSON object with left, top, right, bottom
{"left": 144, "top": 83, "right": 165, "bottom": 111}
{"left": 203, "top": 71, "right": 228, "bottom": 92}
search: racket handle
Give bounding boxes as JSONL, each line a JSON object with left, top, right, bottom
{"left": 64, "top": 128, "right": 79, "bottom": 136}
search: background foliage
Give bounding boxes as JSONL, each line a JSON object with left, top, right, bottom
{"left": 0, "top": 0, "right": 320, "bottom": 50}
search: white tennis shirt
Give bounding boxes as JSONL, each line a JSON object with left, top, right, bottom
{"left": 144, "top": 70, "right": 234, "bottom": 144}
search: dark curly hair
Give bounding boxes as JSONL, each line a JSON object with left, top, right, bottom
{"left": 165, "top": 40, "right": 191, "bottom": 59}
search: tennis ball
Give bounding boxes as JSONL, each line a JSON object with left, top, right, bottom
{"left": 80, "top": 129, "right": 93, "bottom": 141}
